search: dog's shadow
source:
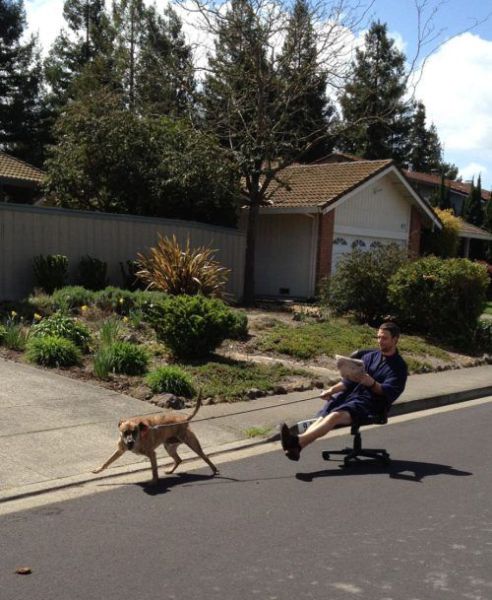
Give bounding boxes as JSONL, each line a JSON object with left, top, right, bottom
{"left": 295, "top": 458, "right": 472, "bottom": 483}
{"left": 138, "top": 472, "right": 237, "bottom": 496}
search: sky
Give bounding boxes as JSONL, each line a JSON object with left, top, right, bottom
{"left": 24, "top": 0, "right": 492, "bottom": 190}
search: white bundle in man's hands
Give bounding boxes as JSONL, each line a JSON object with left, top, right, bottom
{"left": 335, "top": 354, "right": 366, "bottom": 381}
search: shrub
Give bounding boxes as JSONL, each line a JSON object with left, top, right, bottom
{"left": 321, "top": 245, "right": 408, "bottom": 324}
{"left": 26, "top": 335, "right": 82, "bottom": 367}
{"left": 77, "top": 256, "right": 108, "bottom": 291}
{"left": 94, "top": 287, "right": 136, "bottom": 314}
{"left": 99, "top": 316, "right": 124, "bottom": 347}
{"left": 145, "top": 366, "right": 196, "bottom": 397}
{"left": 51, "top": 286, "right": 96, "bottom": 310}
{"left": 135, "top": 234, "right": 230, "bottom": 297}
{"left": 93, "top": 341, "right": 149, "bottom": 376}
{"left": 30, "top": 312, "right": 92, "bottom": 352}
{"left": 120, "top": 260, "right": 146, "bottom": 291}
{"left": 147, "top": 295, "right": 244, "bottom": 359}
{"left": 0, "top": 313, "right": 28, "bottom": 350}
{"left": 421, "top": 208, "right": 461, "bottom": 258}
{"left": 388, "top": 257, "right": 489, "bottom": 345}
{"left": 33, "top": 254, "right": 68, "bottom": 294}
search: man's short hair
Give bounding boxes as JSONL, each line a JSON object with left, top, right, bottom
{"left": 379, "top": 320, "right": 400, "bottom": 338}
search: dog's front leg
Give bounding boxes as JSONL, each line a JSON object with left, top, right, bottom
{"left": 147, "top": 450, "right": 159, "bottom": 483}
{"left": 92, "top": 446, "right": 126, "bottom": 474}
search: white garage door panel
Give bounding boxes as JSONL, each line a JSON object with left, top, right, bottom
{"left": 331, "top": 234, "right": 406, "bottom": 271}
{"left": 255, "top": 214, "right": 314, "bottom": 297}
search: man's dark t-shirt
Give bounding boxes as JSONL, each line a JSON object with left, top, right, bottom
{"left": 318, "top": 349, "right": 408, "bottom": 424}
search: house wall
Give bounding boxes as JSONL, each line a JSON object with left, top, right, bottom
{"left": 255, "top": 213, "right": 317, "bottom": 298}
{"left": 0, "top": 203, "right": 246, "bottom": 301}
{"left": 331, "top": 178, "right": 410, "bottom": 271}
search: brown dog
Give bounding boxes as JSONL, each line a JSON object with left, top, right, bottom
{"left": 92, "top": 397, "right": 218, "bottom": 483}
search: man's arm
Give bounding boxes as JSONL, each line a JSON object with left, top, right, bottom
{"left": 320, "top": 380, "right": 347, "bottom": 399}
{"left": 358, "top": 373, "right": 384, "bottom": 395}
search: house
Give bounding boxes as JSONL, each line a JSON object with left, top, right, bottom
{"left": 0, "top": 151, "right": 45, "bottom": 204}
{"left": 252, "top": 158, "right": 442, "bottom": 299}
{"left": 403, "top": 169, "right": 491, "bottom": 217}
{"left": 403, "top": 169, "right": 492, "bottom": 258}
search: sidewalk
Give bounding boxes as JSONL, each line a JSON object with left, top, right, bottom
{"left": 1, "top": 357, "right": 491, "bottom": 502}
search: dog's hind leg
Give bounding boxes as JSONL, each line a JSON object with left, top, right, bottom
{"left": 164, "top": 442, "right": 182, "bottom": 474}
{"left": 183, "top": 429, "right": 218, "bottom": 475}
{"left": 92, "top": 445, "right": 125, "bottom": 474}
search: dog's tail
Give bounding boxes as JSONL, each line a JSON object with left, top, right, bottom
{"left": 186, "top": 392, "right": 202, "bottom": 422}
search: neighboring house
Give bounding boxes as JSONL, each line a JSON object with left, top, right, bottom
{"left": 403, "top": 169, "right": 492, "bottom": 257}
{"left": 403, "top": 169, "right": 491, "bottom": 217}
{"left": 250, "top": 158, "right": 441, "bottom": 299}
{"left": 0, "top": 151, "right": 45, "bottom": 204}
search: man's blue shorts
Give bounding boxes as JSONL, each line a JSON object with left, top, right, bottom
{"left": 316, "top": 394, "right": 377, "bottom": 425}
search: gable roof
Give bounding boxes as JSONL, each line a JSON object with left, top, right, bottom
{"left": 266, "top": 159, "right": 393, "bottom": 209}
{"left": 0, "top": 152, "right": 45, "bottom": 186}
{"left": 404, "top": 169, "right": 491, "bottom": 202}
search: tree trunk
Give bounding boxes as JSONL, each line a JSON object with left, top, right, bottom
{"left": 243, "top": 200, "right": 260, "bottom": 306}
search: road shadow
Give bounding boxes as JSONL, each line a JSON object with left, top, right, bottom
{"left": 295, "top": 458, "right": 473, "bottom": 483}
{"left": 137, "top": 472, "right": 239, "bottom": 496}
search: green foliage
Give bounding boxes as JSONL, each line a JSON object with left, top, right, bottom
{"left": 422, "top": 208, "right": 461, "bottom": 258}
{"left": 44, "top": 91, "right": 239, "bottom": 226}
{"left": 77, "top": 256, "right": 108, "bottom": 291}
{"left": 99, "top": 316, "right": 124, "bottom": 347}
{"left": 388, "top": 257, "right": 489, "bottom": 346}
{"left": 30, "top": 312, "right": 91, "bottom": 351}
{"left": 0, "top": 313, "right": 28, "bottom": 350}
{"left": 94, "top": 341, "right": 149, "bottom": 376}
{"left": 338, "top": 21, "right": 412, "bottom": 163}
{"left": 322, "top": 245, "right": 408, "bottom": 324}
{"left": 463, "top": 175, "right": 484, "bottom": 227}
{"left": 94, "top": 287, "right": 137, "bottom": 314}
{"left": 147, "top": 295, "right": 245, "bottom": 359}
{"left": 145, "top": 366, "right": 195, "bottom": 397}
{"left": 120, "top": 260, "right": 146, "bottom": 291}
{"left": 32, "top": 255, "right": 68, "bottom": 294}
{"left": 408, "top": 102, "right": 442, "bottom": 173}
{"left": 51, "top": 286, "right": 96, "bottom": 310}
{"left": 136, "top": 235, "right": 230, "bottom": 297}
{"left": 182, "top": 360, "right": 311, "bottom": 403}
{"left": 26, "top": 335, "right": 82, "bottom": 367}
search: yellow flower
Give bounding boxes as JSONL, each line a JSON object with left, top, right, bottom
{"left": 11, "top": 310, "right": 17, "bottom": 317}
{"left": 34, "top": 313, "right": 42, "bottom": 321}
{"left": 118, "top": 297, "right": 124, "bottom": 304}
{"left": 123, "top": 316, "right": 129, "bottom": 323}
{"left": 81, "top": 305, "right": 89, "bottom": 312}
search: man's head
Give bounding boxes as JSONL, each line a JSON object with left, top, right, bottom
{"left": 377, "top": 321, "right": 400, "bottom": 356}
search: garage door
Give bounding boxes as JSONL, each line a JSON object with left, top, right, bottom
{"left": 331, "top": 234, "right": 406, "bottom": 271}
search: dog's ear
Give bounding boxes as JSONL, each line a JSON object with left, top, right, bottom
{"left": 138, "top": 421, "right": 149, "bottom": 432}
{"left": 118, "top": 418, "right": 123, "bottom": 427}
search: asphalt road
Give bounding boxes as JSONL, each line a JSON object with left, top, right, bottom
{"left": 2, "top": 400, "right": 491, "bottom": 600}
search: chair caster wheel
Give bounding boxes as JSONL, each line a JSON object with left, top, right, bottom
{"left": 322, "top": 451, "right": 330, "bottom": 461}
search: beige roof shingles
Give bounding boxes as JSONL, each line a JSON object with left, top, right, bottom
{"left": 0, "top": 152, "right": 45, "bottom": 186}
{"left": 265, "top": 159, "right": 393, "bottom": 209}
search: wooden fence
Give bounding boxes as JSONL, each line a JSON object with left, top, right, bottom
{"left": 0, "top": 203, "right": 246, "bottom": 301}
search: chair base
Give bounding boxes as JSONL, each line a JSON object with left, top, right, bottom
{"left": 322, "top": 429, "right": 390, "bottom": 468}
{"left": 322, "top": 447, "right": 391, "bottom": 468}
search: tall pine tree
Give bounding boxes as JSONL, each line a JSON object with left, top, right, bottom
{"left": 463, "top": 175, "right": 484, "bottom": 226}
{"left": 277, "top": 0, "right": 336, "bottom": 162}
{"left": 338, "top": 21, "right": 412, "bottom": 164}
{"left": 0, "top": 0, "right": 45, "bottom": 165}
{"left": 408, "top": 101, "right": 442, "bottom": 172}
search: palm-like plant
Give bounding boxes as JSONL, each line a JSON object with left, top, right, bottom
{"left": 135, "top": 235, "right": 230, "bottom": 297}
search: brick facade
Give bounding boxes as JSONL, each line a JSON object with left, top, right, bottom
{"left": 315, "top": 210, "right": 335, "bottom": 283}
{"left": 408, "top": 206, "right": 422, "bottom": 258}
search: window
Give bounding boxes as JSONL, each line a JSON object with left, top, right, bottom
{"left": 333, "top": 237, "right": 348, "bottom": 246}
{"left": 351, "top": 239, "right": 366, "bottom": 249}
{"left": 370, "top": 241, "right": 383, "bottom": 249}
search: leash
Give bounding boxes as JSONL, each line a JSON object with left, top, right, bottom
{"left": 144, "top": 393, "right": 324, "bottom": 430}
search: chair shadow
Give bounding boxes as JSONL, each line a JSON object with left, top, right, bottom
{"left": 295, "top": 458, "right": 473, "bottom": 483}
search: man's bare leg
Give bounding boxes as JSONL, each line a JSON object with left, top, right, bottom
{"left": 298, "top": 410, "right": 352, "bottom": 449}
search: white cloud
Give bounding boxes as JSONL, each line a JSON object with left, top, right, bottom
{"left": 459, "top": 162, "right": 488, "bottom": 183}
{"left": 416, "top": 32, "right": 492, "bottom": 152}
{"left": 25, "top": 0, "right": 65, "bottom": 54}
